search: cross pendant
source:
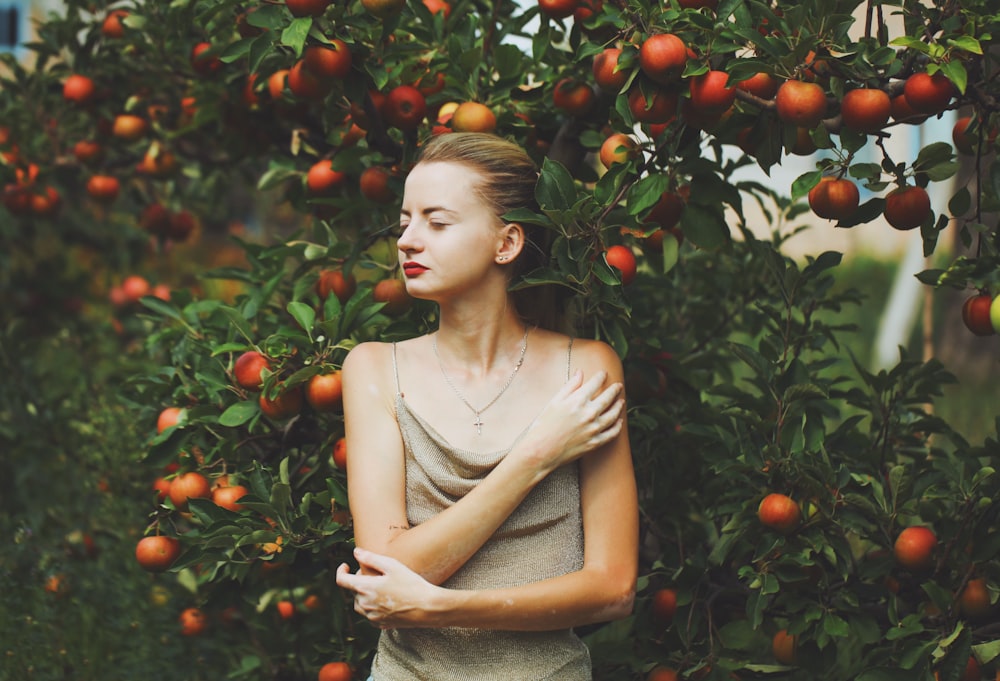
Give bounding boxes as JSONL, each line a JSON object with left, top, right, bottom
{"left": 473, "top": 413, "right": 483, "bottom": 435}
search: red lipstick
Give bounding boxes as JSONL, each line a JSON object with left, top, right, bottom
{"left": 402, "top": 261, "right": 428, "bottom": 277}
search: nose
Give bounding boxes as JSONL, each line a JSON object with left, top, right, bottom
{"left": 396, "top": 221, "right": 420, "bottom": 254}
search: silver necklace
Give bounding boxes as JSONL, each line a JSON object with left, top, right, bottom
{"left": 432, "top": 328, "right": 529, "bottom": 435}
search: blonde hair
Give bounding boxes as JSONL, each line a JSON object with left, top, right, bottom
{"left": 414, "top": 133, "right": 567, "bottom": 331}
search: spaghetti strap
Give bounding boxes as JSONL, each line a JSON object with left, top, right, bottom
{"left": 391, "top": 342, "right": 401, "bottom": 397}
{"left": 566, "top": 337, "right": 574, "bottom": 380}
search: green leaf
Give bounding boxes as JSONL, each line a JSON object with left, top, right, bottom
{"left": 783, "top": 383, "right": 828, "bottom": 403}
{"left": 220, "top": 306, "right": 256, "bottom": 344}
{"left": 948, "top": 35, "right": 983, "bottom": 54}
{"left": 682, "top": 203, "right": 729, "bottom": 250}
{"left": 219, "top": 400, "right": 258, "bottom": 427}
{"left": 287, "top": 301, "right": 315, "bottom": 337}
{"left": 939, "top": 59, "right": 968, "bottom": 94}
{"left": 792, "top": 170, "right": 823, "bottom": 202}
{"left": 661, "top": 231, "right": 679, "bottom": 275}
{"left": 536, "top": 159, "right": 578, "bottom": 212}
{"left": 280, "top": 17, "right": 312, "bottom": 56}
{"left": 626, "top": 174, "right": 671, "bottom": 216}
{"left": 949, "top": 187, "right": 971, "bottom": 217}
{"left": 219, "top": 37, "right": 254, "bottom": 64}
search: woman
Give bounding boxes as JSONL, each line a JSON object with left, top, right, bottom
{"left": 335, "top": 132, "right": 639, "bottom": 680}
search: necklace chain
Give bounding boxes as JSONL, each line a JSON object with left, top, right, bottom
{"left": 432, "top": 328, "right": 529, "bottom": 435}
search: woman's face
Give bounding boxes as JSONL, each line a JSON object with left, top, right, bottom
{"left": 396, "top": 161, "right": 507, "bottom": 301}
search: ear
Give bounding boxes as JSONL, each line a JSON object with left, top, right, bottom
{"left": 495, "top": 222, "right": 525, "bottom": 265}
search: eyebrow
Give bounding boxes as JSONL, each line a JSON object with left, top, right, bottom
{"left": 400, "top": 206, "right": 459, "bottom": 217}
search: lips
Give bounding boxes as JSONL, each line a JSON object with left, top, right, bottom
{"left": 402, "top": 262, "right": 428, "bottom": 276}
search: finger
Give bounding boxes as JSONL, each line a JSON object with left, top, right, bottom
{"left": 555, "top": 369, "right": 585, "bottom": 397}
{"left": 354, "top": 547, "right": 401, "bottom": 575}
{"left": 590, "top": 381, "right": 623, "bottom": 411}
{"left": 577, "top": 370, "right": 609, "bottom": 399}
{"left": 335, "top": 563, "right": 358, "bottom": 591}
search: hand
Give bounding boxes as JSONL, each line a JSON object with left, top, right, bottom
{"left": 517, "top": 370, "right": 625, "bottom": 474}
{"left": 336, "top": 548, "right": 446, "bottom": 629}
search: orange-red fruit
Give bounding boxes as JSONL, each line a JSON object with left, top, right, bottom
{"left": 893, "top": 526, "right": 936, "bottom": 571}
{"left": 135, "top": 535, "right": 181, "bottom": 572}
{"left": 903, "top": 72, "right": 955, "bottom": 115}
{"left": 772, "top": 629, "right": 797, "bottom": 664}
{"left": 645, "top": 189, "right": 687, "bottom": 230}
{"left": 757, "top": 493, "right": 800, "bottom": 534}
{"left": 277, "top": 600, "right": 295, "bottom": 619}
{"left": 599, "top": 133, "right": 638, "bottom": 169}
{"left": 840, "top": 88, "right": 891, "bottom": 133}
{"left": 316, "top": 269, "right": 357, "bottom": 304}
{"left": 303, "top": 41, "right": 352, "bottom": 80}
{"left": 86, "top": 175, "right": 120, "bottom": 203}
{"left": 288, "top": 60, "right": 333, "bottom": 100}
{"left": 689, "top": 70, "right": 736, "bottom": 115}
{"left": 552, "top": 79, "right": 595, "bottom": 116}
{"left": 775, "top": 80, "right": 827, "bottom": 128}
{"left": 737, "top": 72, "right": 779, "bottom": 99}
{"left": 73, "top": 140, "right": 103, "bottom": 164}
{"left": 101, "top": 10, "right": 128, "bottom": 38}
{"left": 286, "top": 0, "right": 331, "bottom": 17}
{"left": 306, "top": 372, "right": 343, "bottom": 412}
{"left": 157, "top": 407, "right": 183, "bottom": 434}
{"left": 212, "top": 484, "right": 249, "bottom": 512}
{"left": 169, "top": 472, "right": 212, "bottom": 511}
{"left": 592, "top": 47, "right": 628, "bottom": 93}
{"left": 383, "top": 85, "right": 427, "bottom": 130}
{"left": 179, "top": 607, "right": 207, "bottom": 636}
{"left": 307, "top": 160, "right": 347, "bottom": 195}
{"left": 332, "top": 436, "right": 348, "bottom": 470}
{"left": 190, "top": 42, "right": 221, "bottom": 76}
{"left": 808, "top": 176, "right": 860, "bottom": 221}
{"left": 234, "top": 350, "right": 272, "bottom": 391}
{"left": 259, "top": 386, "right": 305, "bottom": 420}
{"left": 961, "top": 294, "right": 995, "bottom": 337}
{"left": 112, "top": 114, "right": 148, "bottom": 141}
{"left": 883, "top": 185, "right": 931, "bottom": 231}
{"left": 318, "top": 661, "right": 354, "bottom": 681}
{"left": 639, "top": 34, "right": 687, "bottom": 84}
{"left": 959, "top": 578, "right": 992, "bottom": 619}
{"left": 121, "top": 275, "right": 151, "bottom": 303}
{"left": 360, "top": 166, "right": 395, "bottom": 204}
{"left": 373, "top": 279, "right": 412, "bottom": 315}
{"left": 537, "top": 0, "right": 577, "bottom": 20}
{"left": 651, "top": 587, "right": 677, "bottom": 623}
{"left": 450, "top": 102, "right": 497, "bottom": 133}
{"left": 646, "top": 667, "right": 679, "bottom": 681}
{"left": 628, "top": 87, "right": 678, "bottom": 124}
{"left": 63, "top": 74, "right": 96, "bottom": 104}
{"left": 605, "top": 245, "right": 637, "bottom": 285}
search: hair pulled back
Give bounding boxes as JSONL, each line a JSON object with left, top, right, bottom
{"left": 413, "top": 133, "right": 566, "bottom": 331}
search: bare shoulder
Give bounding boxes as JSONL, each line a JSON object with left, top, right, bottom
{"left": 342, "top": 341, "right": 389, "bottom": 375}
{"left": 569, "top": 337, "right": 624, "bottom": 377}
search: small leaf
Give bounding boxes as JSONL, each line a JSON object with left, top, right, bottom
{"left": 219, "top": 401, "right": 258, "bottom": 427}
{"left": 792, "top": 170, "right": 823, "bottom": 202}
{"left": 939, "top": 59, "right": 968, "bottom": 94}
{"left": 287, "top": 301, "right": 315, "bottom": 336}
{"left": 661, "top": 232, "right": 680, "bottom": 275}
{"left": 536, "top": 159, "right": 579, "bottom": 212}
{"left": 280, "top": 17, "right": 312, "bottom": 57}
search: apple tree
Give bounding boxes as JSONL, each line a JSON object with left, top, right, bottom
{"left": 2, "top": 0, "right": 1000, "bottom": 679}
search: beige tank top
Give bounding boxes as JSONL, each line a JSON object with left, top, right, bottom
{"left": 370, "top": 339, "right": 590, "bottom": 681}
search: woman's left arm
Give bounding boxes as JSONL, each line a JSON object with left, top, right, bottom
{"left": 336, "top": 340, "right": 639, "bottom": 630}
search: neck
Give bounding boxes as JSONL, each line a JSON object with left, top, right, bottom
{"left": 435, "top": 300, "right": 528, "bottom": 376}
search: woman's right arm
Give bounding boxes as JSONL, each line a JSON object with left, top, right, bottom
{"left": 343, "top": 342, "right": 624, "bottom": 586}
